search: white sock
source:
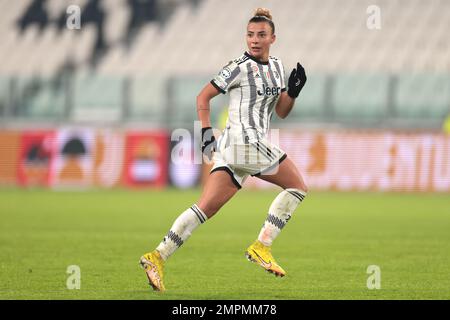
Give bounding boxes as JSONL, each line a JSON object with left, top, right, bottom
{"left": 156, "top": 204, "right": 207, "bottom": 261}
{"left": 258, "top": 188, "right": 306, "bottom": 246}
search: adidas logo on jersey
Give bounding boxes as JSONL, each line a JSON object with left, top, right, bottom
{"left": 257, "top": 83, "right": 281, "bottom": 96}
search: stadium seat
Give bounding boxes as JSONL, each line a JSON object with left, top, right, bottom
{"left": 171, "top": 76, "right": 228, "bottom": 129}
{"left": 333, "top": 74, "right": 390, "bottom": 122}
{"left": 288, "top": 74, "right": 328, "bottom": 120}
{"left": 72, "top": 73, "right": 124, "bottom": 122}
{"left": 394, "top": 74, "right": 450, "bottom": 119}
{"left": 8, "top": 76, "right": 67, "bottom": 119}
{"left": 21, "top": 78, "right": 67, "bottom": 118}
{"left": 128, "top": 76, "right": 168, "bottom": 123}
{"left": 0, "top": 76, "right": 10, "bottom": 116}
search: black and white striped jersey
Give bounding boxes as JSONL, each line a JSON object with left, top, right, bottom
{"left": 211, "top": 51, "right": 286, "bottom": 143}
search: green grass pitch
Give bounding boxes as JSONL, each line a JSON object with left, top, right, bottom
{"left": 0, "top": 188, "right": 449, "bottom": 300}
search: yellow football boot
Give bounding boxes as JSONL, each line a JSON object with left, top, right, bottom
{"left": 139, "top": 250, "right": 165, "bottom": 292}
{"left": 245, "top": 240, "right": 286, "bottom": 277}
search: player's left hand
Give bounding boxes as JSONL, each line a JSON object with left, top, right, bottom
{"left": 201, "top": 127, "right": 217, "bottom": 161}
{"left": 287, "top": 63, "right": 307, "bottom": 99}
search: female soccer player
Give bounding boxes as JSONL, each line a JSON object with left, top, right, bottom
{"left": 140, "top": 8, "right": 308, "bottom": 291}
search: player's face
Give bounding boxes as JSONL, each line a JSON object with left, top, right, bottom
{"left": 246, "top": 22, "right": 275, "bottom": 61}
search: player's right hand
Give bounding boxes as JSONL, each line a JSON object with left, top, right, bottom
{"left": 201, "top": 127, "right": 217, "bottom": 160}
{"left": 287, "top": 62, "right": 307, "bottom": 99}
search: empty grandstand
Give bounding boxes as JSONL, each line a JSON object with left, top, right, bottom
{"left": 0, "top": 0, "right": 449, "bottom": 129}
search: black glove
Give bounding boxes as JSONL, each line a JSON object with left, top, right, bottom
{"left": 287, "top": 62, "right": 307, "bottom": 99}
{"left": 201, "top": 127, "right": 217, "bottom": 160}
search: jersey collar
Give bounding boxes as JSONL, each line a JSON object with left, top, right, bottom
{"left": 244, "top": 51, "right": 269, "bottom": 65}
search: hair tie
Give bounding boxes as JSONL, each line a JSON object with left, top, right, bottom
{"left": 253, "top": 15, "right": 271, "bottom": 21}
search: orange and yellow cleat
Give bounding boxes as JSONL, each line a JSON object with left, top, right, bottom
{"left": 139, "top": 250, "right": 166, "bottom": 292}
{"left": 245, "top": 240, "right": 286, "bottom": 277}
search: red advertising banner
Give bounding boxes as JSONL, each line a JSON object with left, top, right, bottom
{"left": 17, "top": 130, "right": 55, "bottom": 187}
{"left": 49, "top": 128, "right": 125, "bottom": 188}
{"left": 4, "top": 128, "right": 449, "bottom": 192}
{"left": 51, "top": 128, "right": 95, "bottom": 187}
{"left": 244, "top": 131, "right": 450, "bottom": 192}
{"left": 0, "top": 130, "right": 21, "bottom": 185}
{"left": 168, "top": 137, "right": 201, "bottom": 188}
{"left": 91, "top": 129, "right": 125, "bottom": 188}
{"left": 123, "top": 131, "right": 169, "bottom": 188}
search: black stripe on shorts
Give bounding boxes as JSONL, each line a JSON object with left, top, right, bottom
{"left": 210, "top": 166, "right": 242, "bottom": 189}
{"left": 251, "top": 153, "right": 287, "bottom": 177}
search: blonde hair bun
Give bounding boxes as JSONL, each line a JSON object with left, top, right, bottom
{"left": 254, "top": 8, "right": 272, "bottom": 20}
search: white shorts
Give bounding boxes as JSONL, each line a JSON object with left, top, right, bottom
{"left": 210, "top": 129, "right": 287, "bottom": 189}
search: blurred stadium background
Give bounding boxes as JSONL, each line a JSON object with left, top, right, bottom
{"left": 0, "top": 0, "right": 450, "bottom": 299}
{"left": 0, "top": 0, "right": 449, "bottom": 191}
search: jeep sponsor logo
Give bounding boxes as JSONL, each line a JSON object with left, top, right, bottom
{"left": 257, "top": 84, "right": 281, "bottom": 96}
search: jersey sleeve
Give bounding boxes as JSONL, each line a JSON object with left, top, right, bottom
{"left": 210, "top": 61, "right": 241, "bottom": 94}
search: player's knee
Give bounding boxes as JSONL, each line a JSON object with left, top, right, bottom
{"left": 288, "top": 180, "right": 308, "bottom": 194}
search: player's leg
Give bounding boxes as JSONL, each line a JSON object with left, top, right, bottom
{"left": 256, "top": 156, "right": 308, "bottom": 245}
{"left": 257, "top": 155, "right": 308, "bottom": 190}
{"left": 140, "top": 169, "right": 239, "bottom": 291}
{"left": 197, "top": 168, "right": 241, "bottom": 218}
{"left": 156, "top": 169, "right": 239, "bottom": 259}
{"left": 245, "top": 156, "right": 308, "bottom": 277}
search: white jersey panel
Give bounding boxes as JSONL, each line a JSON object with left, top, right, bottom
{"left": 211, "top": 52, "right": 286, "bottom": 143}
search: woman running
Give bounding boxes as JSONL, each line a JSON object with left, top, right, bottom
{"left": 140, "top": 7, "right": 308, "bottom": 292}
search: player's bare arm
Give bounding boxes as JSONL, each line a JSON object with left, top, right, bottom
{"left": 197, "top": 83, "right": 220, "bottom": 160}
{"left": 196, "top": 83, "right": 220, "bottom": 128}
{"left": 275, "top": 91, "right": 295, "bottom": 119}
